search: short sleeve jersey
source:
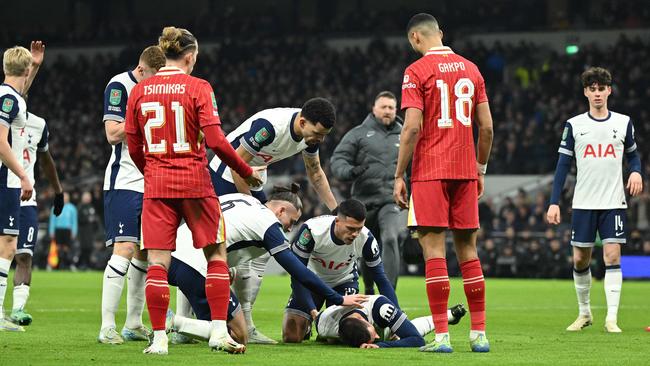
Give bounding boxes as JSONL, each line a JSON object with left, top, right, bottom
{"left": 401, "top": 46, "right": 488, "bottom": 181}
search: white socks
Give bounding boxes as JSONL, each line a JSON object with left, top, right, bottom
{"left": 125, "top": 258, "right": 148, "bottom": 329}
{"left": 411, "top": 316, "right": 434, "bottom": 337}
{"left": 573, "top": 267, "right": 592, "bottom": 317}
{"left": 101, "top": 255, "right": 130, "bottom": 329}
{"left": 12, "top": 284, "right": 30, "bottom": 311}
{"left": 174, "top": 314, "right": 211, "bottom": 340}
{"left": 0, "top": 257, "right": 10, "bottom": 315}
{"left": 604, "top": 265, "right": 622, "bottom": 322}
{"left": 233, "top": 255, "right": 268, "bottom": 330}
{"left": 176, "top": 288, "right": 193, "bottom": 317}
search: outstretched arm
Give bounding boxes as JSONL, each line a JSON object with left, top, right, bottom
{"left": 303, "top": 153, "right": 337, "bottom": 210}
{"left": 24, "top": 41, "right": 45, "bottom": 95}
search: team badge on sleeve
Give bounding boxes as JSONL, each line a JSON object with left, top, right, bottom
{"left": 2, "top": 97, "right": 14, "bottom": 113}
{"left": 255, "top": 128, "right": 271, "bottom": 144}
{"left": 109, "top": 89, "right": 122, "bottom": 106}
{"left": 296, "top": 228, "right": 312, "bottom": 250}
{"left": 210, "top": 92, "right": 219, "bottom": 116}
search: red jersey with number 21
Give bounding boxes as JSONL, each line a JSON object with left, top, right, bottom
{"left": 401, "top": 46, "right": 488, "bottom": 181}
{"left": 125, "top": 66, "right": 219, "bottom": 199}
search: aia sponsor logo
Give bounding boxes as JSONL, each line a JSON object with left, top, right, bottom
{"left": 583, "top": 143, "right": 616, "bottom": 158}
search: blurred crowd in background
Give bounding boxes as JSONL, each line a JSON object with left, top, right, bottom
{"left": 15, "top": 18, "right": 650, "bottom": 276}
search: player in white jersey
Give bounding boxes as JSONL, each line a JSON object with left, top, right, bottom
{"left": 0, "top": 42, "right": 44, "bottom": 332}
{"left": 209, "top": 98, "right": 339, "bottom": 343}
{"left": 283, "top": 199, "right": 398, "bottom": 343}
{"left": 316, "top": 295, "right": 465, "bottom": 348}
{"left": 166, "top": 186, "right": 365, "bottom": 345}
{"left": 9, "top": 111, "right": 63, "bottom": 326}
{"left": 547, "top": 67, "right": 643, "bottom": 333}
{"left": 98, "top": 46, "right": 166, "bottom": 344}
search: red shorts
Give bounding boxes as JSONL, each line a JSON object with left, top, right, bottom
{"left": 408, "top": 180, "right": 479, "bottom": 230}
{"left": 141, "top": 197, "right": 225, "bottom": 251}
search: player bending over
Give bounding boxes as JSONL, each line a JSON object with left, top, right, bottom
{"left": 209, "top": 100, "right": 339, "bottom": 343}
{"left": 125, "top": 26, "right": 263, "bottom": 355}
{"left": 547, "top": 67, "right": 643, "bottom": 333}
{"left": 166, "top": 186, "right": 365, "bottom": 344}
{"left": 282, "top": 199, "right": 397, "bottom": 343}
{"left": 317, "top": 295, "right": 466, "bottom": 349}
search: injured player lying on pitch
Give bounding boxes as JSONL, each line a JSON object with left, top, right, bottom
{"left": 315, "top": 295, "right": 466, "bottom": 349}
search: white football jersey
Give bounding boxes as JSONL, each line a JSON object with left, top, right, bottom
{"left": 316, "top": 295, "right": 407, "bottom": 339}
{"left": 291, "top": 215, "right": 381, "bottom": 288}
{"left": 0, "top": 84, "right": 27, "bottom": 189}
{"left": 559, "top": 111, "right": 636, "bottom": 209}
{"left": 20, "top": 113, "right": 49, "bottom": 207}
{"left": 209, "top": 108, "right": 319, "bottom": 191}
{"left": 173, "top": 193, "right": 289, "bottom": 274}
{"left": 102, "top": 71, "right": 144, "bottom": 193}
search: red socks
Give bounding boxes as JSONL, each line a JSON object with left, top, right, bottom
{"left": 205, "top": 260, "right": 231, "bottom": 321}
{"left": 425, "top": 257, "right": 450, "bottom": 334}
{"left": 460, "top": 259, "right": 486, "bottom": 331}
{"left": 145, "top": 264, "right": 170, "bottom": 331}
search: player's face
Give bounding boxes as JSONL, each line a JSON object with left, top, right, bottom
{"left": 334, "top": 215, "right": 365, "bottom": 244}
{"left": 372, "top": 97, "right": 397, "bottom": 125}
{"left": 301, "top": 120, "right": 332, "bottom": 146}
{"left": 583, "top": 83, "right": 610, "bottom": 109}
{"left": 277, "top": 204, "right": 301, "bottom": 232}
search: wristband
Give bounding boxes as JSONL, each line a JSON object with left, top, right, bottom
{"left": 477, "top": 163, "right": 487, "bottom": 175}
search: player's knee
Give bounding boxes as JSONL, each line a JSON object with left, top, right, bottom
{"left": 603, "top": 245, "right": 621, "bottom": 265}
{"left": 0, "top": 239, "right": 17, "bottom": 259}
{"left": 113, "top": 242, "right": 136, "bottom": 259}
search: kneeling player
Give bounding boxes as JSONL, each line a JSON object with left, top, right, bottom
{"left": 317, "top": 295, "right": 466, "bottom": 348}
{"left": 168, "top": 186, "right": 366, "bottom": 343}
{"left": 283, "top": 199, "right": 397, "bottom": 343}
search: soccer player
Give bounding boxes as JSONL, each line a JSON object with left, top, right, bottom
{"left": 547, "top": 67, "right": 643, "bottom": 333}
{"left": 316, "top": 295, "right": 466, "bottom": 349}
{"left": 0, "top": 42, "right": 43, "bottom": 332}
{"left": 98, "top": 45, "right": 166, "bottom": 344}
{"left": 282, "top": 199, "right": 397, "bottom": 343}
{"left": 209, "top": 100, "right": 338, "bottom": 343}
{"left": 125, "top": 26, "right": 263, "bottom": 355}
{"left": 393, "top": 14, "right": 494, "bottom": 353}
{"left": 9, "top": 111, "right": 64, "bottom": 326}
{"left": 167, "top": 185, "right": 365, "bottom": 344}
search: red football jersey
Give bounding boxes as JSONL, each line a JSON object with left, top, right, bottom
{"left": 125, "top": 66, "right": 220, "bottom": 199}
{"left": 401, "top": 46, "right": 488, "bottom": 181}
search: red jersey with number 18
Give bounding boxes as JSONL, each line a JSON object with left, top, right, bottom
{"left": 125, "top": 66, "right": 219, "bottom": 199}
{"left": 401, "top": 46, "right": 488, "bottom": 181}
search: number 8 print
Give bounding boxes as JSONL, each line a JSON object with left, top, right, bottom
{"left": 436, "top": 78, "right": 474, "bottom": 128}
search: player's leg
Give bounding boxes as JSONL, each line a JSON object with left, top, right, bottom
{"left": 283, "top": 289, "right": 326, "bottom": 343}
{"left": 141, "top": 198, "right": 179, "bottom": 355}
{"left": 377, "top": 203, "right": 407, "bottom": 289}
{"left": 567, "top": 209, "right": 597, "bottom": 331}
{"left": 234, "top": 252, "right": 276, "bottom": 344}
{"left": 183, "top": 197, "right": 245, "bottom": 354}
{"left": 0, "top": 188, "right": 24, "bottom": 332}
{"left": 410, "top": 304, "right": 467, "bottom": 337}
{"left": 10, "top": 206, "right": 38, "bottom": 326}
{"left": 599, "top": 209, "right": 626, "bottom": 333}
{"left": 409, "top": 180, "right": 453, "bottom": 352}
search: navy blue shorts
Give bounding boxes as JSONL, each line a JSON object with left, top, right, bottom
{"left": 168, "top": 257, "right": 240, "bottom": 321}
{"left": 103, "top": 189, "right": 142, "bottom": 246}
{"left": 17, "top": 206, "right": 38, "bottom": 256}
{"left": 0, "top": 187, "right": 20, "bottom": 236}
{"left": 285, "top": 280, "right": 359, "bottom": 320}
{"left": 210, "top": 163, "right": 267, "bottom": 203}
{"left": 571, "top": 209, "right": 627, "bottom": 247}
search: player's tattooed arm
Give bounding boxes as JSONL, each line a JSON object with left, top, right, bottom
{"left": 303, "top": 153, "right": 337, "bottom": 210}
{"left": 230, "top": 145, "right": 256, "bottom": 195}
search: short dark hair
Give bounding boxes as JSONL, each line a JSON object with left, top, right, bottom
{"left": 581, "top": 67, "right": 612, "bottom": 87}
{"left": 406, "top": 13, "right": 439, "bottom": 34}
{"left": 374, "top": 91, "right": 396, "bottom": 103}
{"left": 338, "top": 317, "right": 371, "bottom": 348}
{"left": 337, "top": 199, "right": 366, "bottom": 221}
{"left": 301, "top": 97, "right": 336, "bottom": 129}
{"left": 267, "top": 183, "right": 303, "bottom": 212}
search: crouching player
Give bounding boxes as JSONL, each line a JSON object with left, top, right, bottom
{"left": 167, "top": 186, "right": 366, "bottom": 343}
{"left": 316, "top": 295, "right": 466, "bottom": 348}
{"left": 282, "top": 199, "right": 398, "bottom": 343}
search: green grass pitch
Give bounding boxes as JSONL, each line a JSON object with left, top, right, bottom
{"left": 2, "top": 271, "right": 649, "bottom": 365}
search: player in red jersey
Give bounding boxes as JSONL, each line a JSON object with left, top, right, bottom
{"left": 125, "top": 26, "right": 263, "bottom": 355}
{"left": 393, "top": 14, "right": 494, "bottom": 353}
